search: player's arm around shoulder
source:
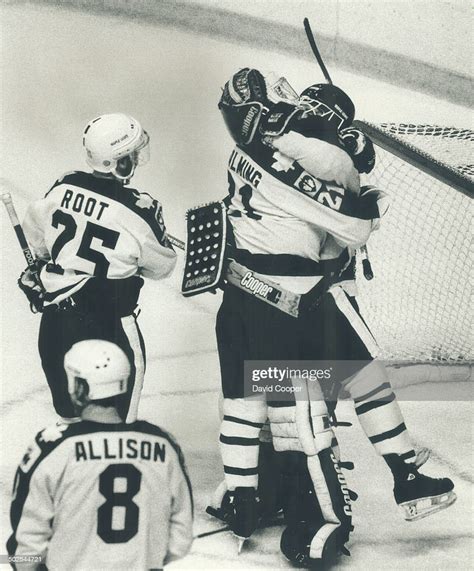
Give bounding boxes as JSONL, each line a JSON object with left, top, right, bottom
{"left": 7, "top": 424, "right": 70, "bottom": 570}
{"left": 272, "top": 130, "right": 360, "bottom": 194}
{"left": 260, "top": 103, "right": 360, "bottom": 194}
{"left": 130, "top": 189, "right": 177, "bottom": 280}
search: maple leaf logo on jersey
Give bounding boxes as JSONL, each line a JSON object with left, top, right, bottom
{"left": 271, "top": 151, "right": 295, "bottom": 173}
{"left": 135, "top": 194, "right": 155, "bottom": 210}
{"left": 40, "top": 423, "right": 68, "bottom": 443}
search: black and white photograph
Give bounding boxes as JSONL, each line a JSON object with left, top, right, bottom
{"left": 0, "top": 1, "right": 472, "bottom": 569}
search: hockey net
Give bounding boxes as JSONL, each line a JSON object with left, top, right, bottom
{"left": 353, "top": 122, "right": 473, "bottom": 371}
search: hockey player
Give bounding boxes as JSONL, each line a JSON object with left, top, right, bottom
{"left": 7, "top": 340, "right": 193, "bottom": 570}
{"left": 213, "top": 68, "right": 369, "bottom": 565}
{"left": 212, "top": 68, "right": 455, "bottom": 565}
{"left": 18, "top": 113, "right": 177, "bottom": 423}
{"left": 295, "top": 81, "right": 456, "bottom": 524}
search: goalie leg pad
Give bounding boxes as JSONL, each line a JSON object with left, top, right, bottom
{"left": 268, "top": 382, "right": 353, "bottom": 564}
{"left": 278, "top": 449, "right": 353, "bottom": 565}
{"left": 268, "top": 380, "right": 334, "bottom": 454}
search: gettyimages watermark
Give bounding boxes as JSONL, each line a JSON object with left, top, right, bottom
{"left": 243, "top": 360, "right": 473, "bottom": 402}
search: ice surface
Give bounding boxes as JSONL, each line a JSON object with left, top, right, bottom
{"left": 1, "top": 4, "right": 472, "bottom": 569}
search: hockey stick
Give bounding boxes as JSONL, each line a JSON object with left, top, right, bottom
{"left": 303, "top": 18, "right": 374, "bottom": 280}
{"left": 303, "top": 17, "right": 333, "bottom": 85}
{"left": 1, "top": 192, "right": 43, "bottom": 286}
{"left": 195, "top": 515, "right": 284, "bottom": 540}
{"left": 168, "top": 234, "right": 185, "bottom": 251}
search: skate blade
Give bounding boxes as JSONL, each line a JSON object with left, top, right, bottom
{"left": 236, "top": 536, "right": 247, "bottom": 554}
{"left": 400, "top": 491, "right": 457, "bottom": 521}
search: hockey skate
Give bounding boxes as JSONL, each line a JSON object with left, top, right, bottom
{"left": 394, "top": 451, "right": 456, "bottom": 521}
{"left": 207, "top": 486, "right": 260, "bottom": 552}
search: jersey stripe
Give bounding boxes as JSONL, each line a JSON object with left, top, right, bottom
{"left": 122, "top": 315, "right": 146, "bottom": 424}
{"left": 47, "top": 171, "right": 171, "bottom": 246}
{"left": 7, "top": 428, "right": 69, "bottom": 557}
{"left": 330, "top": 286, "right": 379, "bottom": 357}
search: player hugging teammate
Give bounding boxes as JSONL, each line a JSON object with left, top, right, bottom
{"left": 209, "top": 68, "right": 456, "bottom": 567}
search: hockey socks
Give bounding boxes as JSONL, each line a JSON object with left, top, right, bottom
{"left": 219, "top": 398, "right": 266, "bottom": 489}
{"left": 351, "top": 380, "right": 415, "bottom": 457}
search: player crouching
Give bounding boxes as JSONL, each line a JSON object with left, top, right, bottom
{"left": 7, "top": 340, "right": 193, "bottom": 571}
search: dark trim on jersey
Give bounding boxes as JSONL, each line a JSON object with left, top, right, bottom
{"left": 233, "top": 247, "right": 350, "bottom": 277}
{"left": 369, "top": 423, "right": 407, "bottom": 444}
{"left": 7, "top": 426, "right": 70, "bottom": 557}
{"left": 219, "top": 435, "right": 261, "bottom": 446}
{"left": 7, "top": 420, "right": 193, "bottom": 557}
{"left": 223, "top": 465, "right": 259, "bottom": 476}
{"left": 222, "top": 415, "right": 264, "bottom": 429}
{"left": 43, "top": 277, "right": 89, "bottom": 302}
{"left": 46, "top": 171, "right": 172, "bottom": 247}
{"left": 233, "top": 143, "right": 365, "bottom": 219}
{"left": 353, "top": 382, "right": 391, "bottom": 404}
{"left": 355, "top": 392, "right": 396, "bottom": 415}
{"left": 400, "top": 450, "right": 416, "bottom": 462}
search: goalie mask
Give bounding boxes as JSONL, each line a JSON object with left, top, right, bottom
{"left": 299, "top": 84, "right": 355, "bottom": 131}
{"left": 65, "top": 340, "right": 130, "bottom": 408}
{"left": 263, "top": 72, "right": 299, "bottom": 105}
{"left": 83, "top": 113, "right": 150, "bottom": 182}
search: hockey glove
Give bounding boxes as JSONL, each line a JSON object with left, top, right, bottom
{"left": 259, "top": 101, "right": 301, "bottom": 140}
{"left": 18, "top": 261, "right": 46, "bottom": 313}
{"left": 219, "top": 68, "right": 271, "bottom": 145}
{"left": 340, "top": 127, "right": 376, "bottom": 173}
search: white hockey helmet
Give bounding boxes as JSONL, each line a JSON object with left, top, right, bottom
{"left": 82, "top": 113, "right": 150, "bottom": 181}
{"left": 65, "top": 340, "right": 130, "bottom": 404}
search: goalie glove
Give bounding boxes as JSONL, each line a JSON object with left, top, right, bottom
{"left": 339, "top": 127, "right": 376, "bottom": 173}
{"left": 18, "top": 260, "right": 46, "bottom": 313}
{"left": 218, "top": 68, "right": 271, "bottom": 145}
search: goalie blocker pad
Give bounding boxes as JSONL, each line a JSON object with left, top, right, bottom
{"left": 181, "top": 202, "right": 227, "bottom": 296}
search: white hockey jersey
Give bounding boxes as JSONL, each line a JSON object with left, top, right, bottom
{"left": 7, "top": 420, "right": 193, "bottom": 571}
{"left": 23, "top": 171, "right": 177, "bottom": 306}
{"left": 226, "top": 131, "right": 388, "bottom": 293}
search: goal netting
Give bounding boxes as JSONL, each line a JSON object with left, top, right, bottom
{"left": 353, "top": 122, "right": 473, "bottom": 367}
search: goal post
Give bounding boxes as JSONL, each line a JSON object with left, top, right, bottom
{"left": 352, "top": 121, "right": 473, "bottom": 383}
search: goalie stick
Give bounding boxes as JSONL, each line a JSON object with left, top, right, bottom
{"left": 303, "top": 17, "right": 373, "bottom": 280}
